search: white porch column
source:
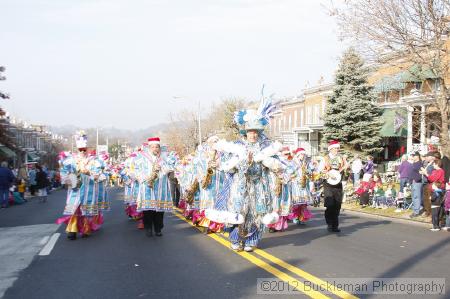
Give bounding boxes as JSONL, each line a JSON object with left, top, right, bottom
{"left": 420, "top": 104, "right": 426, "bottom": 145}
{"left": 407, "top": 105, "right": 414, "bottom": 153}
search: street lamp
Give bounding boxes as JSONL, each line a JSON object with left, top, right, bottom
{"left": 172, "top": 96, "right": 202, "bottom": 145}
{"left": 96, "top": 127, "right": 107, "bottom": 154}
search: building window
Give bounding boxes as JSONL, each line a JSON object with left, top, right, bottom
{"left": 300, "top": 109, "right": 304, "bottom": 126}
{"left": 414, "top": 82, "right": 422, "bottom": 91}
{"left": 433, "top": 79, "right": 441, "bottom": 91}
{"left": 313, "top": 104, "right": 321, "bottom": 124}
{"left": 294, "top": 110, "right": 298, "bottom": 128}
{"left": 306, "top": 106, "right": 313, "bottom": 124}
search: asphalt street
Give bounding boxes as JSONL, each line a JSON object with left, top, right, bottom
{"left": 1, "top": 188, "right": 449, "bottom": 299}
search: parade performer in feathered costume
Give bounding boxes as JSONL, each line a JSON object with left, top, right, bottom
{"left": 192, "top": 136, "right": 228, "bottom": 233}
{"left": 176, "top": 153, "right": 200, "bottom": 220}
{"left": 213, "top": 93, "right": 284, "bottom": 252}
{"left": 267, "top": 146, "right": 295, "bottom": 232}
{"left": 57, "top": 131, "right": 106, "bottom": 240}
{"left": 92, "top": 151, "right": 111, "bottom": 212}
{"left": 123, "top": 152, "right": 144, "bottom": 229}
{"left": 289, "top": 147, "right": 313, "bottom": 225}
{"left": 136, "top": 137, "right": 177, "bottom": 237}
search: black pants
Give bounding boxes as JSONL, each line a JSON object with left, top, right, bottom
{"left": 324, "top": 184, "right": 343, "bottom": 229}
{"left": 143, "top": 210, "right": 164, "bottom": 233}
{"left": 431, "top": 206, "right": 442, "bottom": 229}
{"left": 359, "top": 192, "right": 370, "bottom": 205}
{"left": 30, "top": 185, "right": 36, "bottom": 196}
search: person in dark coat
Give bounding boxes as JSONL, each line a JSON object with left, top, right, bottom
{"left": 35, "top": 165, "right": 49, "bottom": 203}
{"left": 0, "top": 161, "right": 15, "bottom": 208}
{"left": 322, "top": 140, "right": 348, "bottom": 233}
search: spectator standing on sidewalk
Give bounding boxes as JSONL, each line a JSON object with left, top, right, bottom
{"left": 17, "top": 163, "right": 29, "bottom": 184}
{"left": 443, "top": 179, "right": 450, "bottom": 231}
{"left": 0, "top": 161, "right": 15, "bottom": 208}
{"left": 422, "top": 151, "right": 440, "bottom": 217}
{"left": 28, "top": 165, "right": 37, "bottom": 196}
{"left": 362, "top": 155, "right": 374, "bottom": 182}
{"left": 398, "top": 154, "right": 412, "bottom": 194}
{"left": 351, "top": 154, "right": 363, "bottom": 187}
{"left": 409, "top": 152, "right": 424, "bottom": 218}
{"left": 35, "top": 165, "right": 49, "bottom": 203}
{"left": 420, "top": 159, "right": 445, "bottom": 230}
{"left": 440, "top": 153, "right": 450, "bottom": 184}
{"left": 54, "top": 170, "right": 61, "bottom": 188}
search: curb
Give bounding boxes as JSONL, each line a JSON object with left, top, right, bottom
{"left": 312, "top": 206, "right": 431, "bottom": 228}
{"left": 340, "top": 207, "right": 431, "bottom": 228}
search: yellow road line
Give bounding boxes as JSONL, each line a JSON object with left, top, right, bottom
{"left": 172, "top": 211, "right": 330, "bottom": 299}
{"left": 174, "top": 208, "right": 359, "bottom": 299}
{"left": 253, "top": 249, "right": 358, "bottom": 299}
{"left": 216, "top": 224, "right": 356, "bottom": 298}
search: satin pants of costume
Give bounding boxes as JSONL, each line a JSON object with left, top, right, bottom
{"left": 229, "top": 226, "right": 262, "bottom": 247}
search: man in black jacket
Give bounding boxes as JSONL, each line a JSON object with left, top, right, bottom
{"left": 441, "top": 155, "right": 450, "bottom": 183}
{"left": 0, "top": 161, "right": 15, "bottom": 208}
{"left": 35, "top": 165, "right": 49, "bottom": 203}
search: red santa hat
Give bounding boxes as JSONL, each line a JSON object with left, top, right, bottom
{"left": 293, "top": 147, "right": 306, "bottom": 156}
{"left": 328, "top": 140, "right": 340, "bottom": 151}
{"left": 147, "top": 137, "right": 161, "bottom": 145}
{"left": 281, "top": 146, "right": 290, "bottom": 155}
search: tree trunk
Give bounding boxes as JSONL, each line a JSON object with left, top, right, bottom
{"left": 440, "top": 108, "right": 449, "bottom": 157}
{"left": 438, "top": 83, "right": 450, "bottom": 157}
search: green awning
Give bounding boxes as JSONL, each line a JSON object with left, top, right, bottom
{"left": 27, "top": 152, "right": 40, "bottom": 162}
{"left": 400, "top": 64, "right": 439, "bottom": 82}
{"left": 373, "top": 74, "right": 406, "bottom": 92}
{"left": 380, "top": 108, "right": 408, "bottom": 137}
{"left": 0, "top": 146, "right": 16, "bottom": 158}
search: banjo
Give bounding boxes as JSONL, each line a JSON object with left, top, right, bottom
{"left": 325, "top": 169, "right": 342, "bottom": 185}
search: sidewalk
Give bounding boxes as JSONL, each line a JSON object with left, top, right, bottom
{"left": 7, "top": 187, "right": 64, "bottom": 206}
{"left": 341, "top": 201, "right": 433, "bottom": 226}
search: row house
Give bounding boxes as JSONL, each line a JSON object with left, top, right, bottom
{"left": 269, "top": 83, "right": 332, "bottom": 156}
{"left": 271, "top": 60, "right": 447, "bottom": 161}
{"left": 0, "top": 114, "right": 66, "bottom": 168}
{"left": 370, "top": 59, "right": 448, "bottom": 160}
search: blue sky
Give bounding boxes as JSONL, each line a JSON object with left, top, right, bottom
{"left": 1, "top": 0, "right": 346, "bottom": 129}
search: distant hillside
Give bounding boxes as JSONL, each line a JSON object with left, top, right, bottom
{"left": 50, "top": 123, "right": 169, "bottom": 147}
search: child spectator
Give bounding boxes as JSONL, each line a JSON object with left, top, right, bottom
{"left": 430, "top": 182, "right": 444, "bottom": 231}
{"left": 356, "top": 175, "right": 378, "bottom": 207}
{"left": 372, "top": 181, "right": 385, "bottom": 208}
{"left": 17, "top": 179, "right": 26, "bottom": 202}
{"left": 384, "top": 183, "right": 397, "bottom": 208}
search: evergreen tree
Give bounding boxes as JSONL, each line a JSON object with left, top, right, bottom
{"left": 0, "top": 66, "right": 9, "bottom": 99}
{"left": 323, "top": 48, "right": 383, "bottom": 155}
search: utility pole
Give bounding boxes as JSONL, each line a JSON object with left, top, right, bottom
{"left": 197, "top": 100, "right": 201, "bottom": 145}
